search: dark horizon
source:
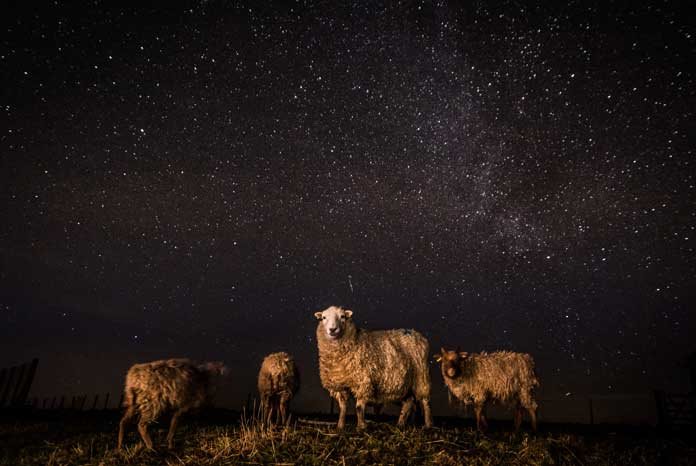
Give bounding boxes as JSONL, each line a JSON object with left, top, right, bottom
{"left": 1, "top": 1, "right": 694, "bottom": 424}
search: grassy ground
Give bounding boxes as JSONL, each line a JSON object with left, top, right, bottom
{"left": 1, "top": 410, "right": 694, "bottom": 465}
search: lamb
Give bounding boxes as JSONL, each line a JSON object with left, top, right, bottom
{"left": 117, "top": 358, "right": 226, "bottom": 450}
{"left": 435, "top": 348, "right": 538, "bottom": 431}
{"left": 314, "top": 305, "right": 433, "bottom": 430}
{"left": 257, "top": 351, "right": 300, "bottom": 425}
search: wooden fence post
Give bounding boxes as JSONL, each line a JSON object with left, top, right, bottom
{"left": 14, "top": 359, "right": 38, "bottom": 407}
{"left": 0, "top": 367, "right": 17, "bottom": 407}
{"left": 588, "top": 398, "right": 594, "bottom": 425}
{"left": 92, "top": 394, "right": 99, "bottom": 410}
{"left": 103, "top": 393, "right": 110, "bottom": 410}
{"left": 9, "top": 363, "right": 27, "bottom": 406}
{"left": 0, "top": 369, "right": 7, "bottom": 403}
{"left": 654, "top": 390, "right": 667, "bottom": 427}
{"left": 58, "top": 396, "right": 65, "bottom": 409}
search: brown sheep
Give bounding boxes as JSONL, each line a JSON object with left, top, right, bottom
{"left": 314, "top": 305, "right": 433, "bottom": 430}
{"left": 117, "top": 358, "right": 226, "bottom": 450}
{"left": 257, "top": 352, "right": 300, "bottom": 425}
{"left": 435, "top": 348, "right": 539, "bottom": 431}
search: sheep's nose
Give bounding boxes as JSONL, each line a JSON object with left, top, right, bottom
{"left": 329, "top": 327, "right": 338, "bottom": 333}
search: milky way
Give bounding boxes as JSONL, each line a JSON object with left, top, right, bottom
{"left": 1, "top": 2, "right": 693, "bottom": 416}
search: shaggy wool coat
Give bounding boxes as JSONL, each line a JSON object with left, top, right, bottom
{"left": 442, "top": 351, "right": 539, "bottom": 411}
{"left": 316, "top": 322, "right": 431, "bottom": 404}
{"left": 123, "top": 358, "right": 216, "bottom": 423}
{"left": 257, "top": 352, "right": 300, "bottom": 400}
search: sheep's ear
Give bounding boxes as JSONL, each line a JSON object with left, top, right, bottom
{"left": 440, "top": 347, "right": 447, "bottom": 355}
{"left": 458, "top": 351, "right": 469, "bottom": 359}
{"left": 314, "top": 312, "right": 323, "bottom": 320}
{"left": 434, "top": 354, "right": 442, "bottom": 363}
{"left": 344, "top": 310, "right": 353, "bottom": 319}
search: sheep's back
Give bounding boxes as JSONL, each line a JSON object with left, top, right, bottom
{"left": 447, "top": 352, "right": 537, "bottom": 406}
{"left": 258, "top": 353, "right": 299, "bottom": 396}
{"left": 125, "top": 359, "right": 208, "bottom": 418}
{"left": 355, "top": 328, "right": 429, "bottom": 400}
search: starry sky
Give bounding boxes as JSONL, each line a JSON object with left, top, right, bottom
{"left": 1, "top": 1, "right": 694, "bottom": 420}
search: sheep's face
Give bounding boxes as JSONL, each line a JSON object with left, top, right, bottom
{"left": 314, "top": 306, "right": 353, "bottom": 340}
{"left": 434, "top": 348, "right": 468, "bottom": 379}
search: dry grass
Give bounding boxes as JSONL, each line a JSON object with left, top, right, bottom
{"left": 1, "top": 410, "right": 694, "bottom": 465}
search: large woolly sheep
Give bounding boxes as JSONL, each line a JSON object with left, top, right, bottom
{"left": 314, "top": 305, "right": 433, "bottom": 430}
{"left": 117, "top": 358, "right": 226, "bottom": 450}
{"left": 435, "top": 348, "right": 538, "bottom": 431}
{"left": 257, "top": 351, "right": 300, "bottom": 425}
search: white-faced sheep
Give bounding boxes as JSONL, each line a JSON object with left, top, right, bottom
{"left": 257, "top": 352, "right": 300, "bottom": 425}
{"left": 435, "top": 348, "right": 539, "bottom": 431}
{"left": 314, "top": 305, "right": 433, "bottom": 430}
{"left": 117, "top": 358, "right": 226, "bottom": 450}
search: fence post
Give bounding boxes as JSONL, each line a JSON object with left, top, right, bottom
{"left": 654, "top": 390, "right": 667, "bottom": 427}
{"left": 588, "top": 398, "right": 594, "bottom": 425}
{"left": 103, "top": 393, "right": 110, "bottom": 410}
{"left": 58, "top": 396, "right": 65, "bottom": 409}
{"left": 0, "top": 369, "right": 7, "bottom": 403}
{"left": 0, "top": 367, "right": 17, "bottom": 407}
{"left": 14, "top": 359, "right": 39, "bottom": 407}
{"left": 92, "top": 394, "right": 99, "bottom": 410}
{"left": 9, "top": 364, "right": 27, "bottom": 406}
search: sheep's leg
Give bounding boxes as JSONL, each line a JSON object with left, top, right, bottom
{"left": 334, "top": 391, "right": 349, "bottom": 430}
{"left": 474, "top": 404, "right": 486, "bottom": 431}
{"left": 267, "top": 398, "right": 276, "bottom": 425}
{"left": 527, "top": 406, "right": 538, "bottom": 432}
{"left": 117, "top": 405, "right": 136, "bottom": 450}
{"left": 262, "top": 395, "right": 273, "bottom": 425}
{"left": 373, "top": 403, "right": 383, "bottom": 416}
{"left": 397, "top": 397, "right": 415, "bottom": 427}
{"left": 481, "top": 411, "right": 489, "bottom": 430}
{"left": 279, "top": 393, "right": 291, "bottom": 426}
{"left": 420, "top": 398, "right": 433, "bottom": 428}
{"left": 514, "top": 405, "right": 523, "bottom": 432}
{"left": 275, "top": 399, "right": 282, "bottom": 424}
{"left": 355, "top": 399, "right": 367, "bottom": 430}
{"left": 520, "top": 392, "right": 538, "bottom": 432}
{"left": 260, "top": 395, "right": 268, "bottom": 424}
{"left": 137, "top": 420, "right": 155, "bottom": 450}
{"left": 166, "top": 409, "right": 184, "bottom": 449}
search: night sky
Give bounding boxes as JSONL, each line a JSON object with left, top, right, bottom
{"left": 1, "top": 1, "right": 694, "bottom": 420}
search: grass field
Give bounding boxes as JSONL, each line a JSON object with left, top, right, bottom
{"left": 1, "top": 410, "right": 694, "bottom": 465}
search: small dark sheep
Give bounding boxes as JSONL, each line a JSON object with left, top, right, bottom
{"left": 435, "top": 348, "right": 539, "bottom": 431}
{"left": 117, "top": 358, "right": 226, "bottom": 450}
{"left": 257, "top": 352, "right": 300, "bottom": 425}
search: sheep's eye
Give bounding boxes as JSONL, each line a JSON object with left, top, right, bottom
{"left": 340, "top": 315, "right": 346, "bottom": 320}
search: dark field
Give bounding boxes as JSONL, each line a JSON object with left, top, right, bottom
{"left": 1, "top": 410, "right": 694, "bottom": 465}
